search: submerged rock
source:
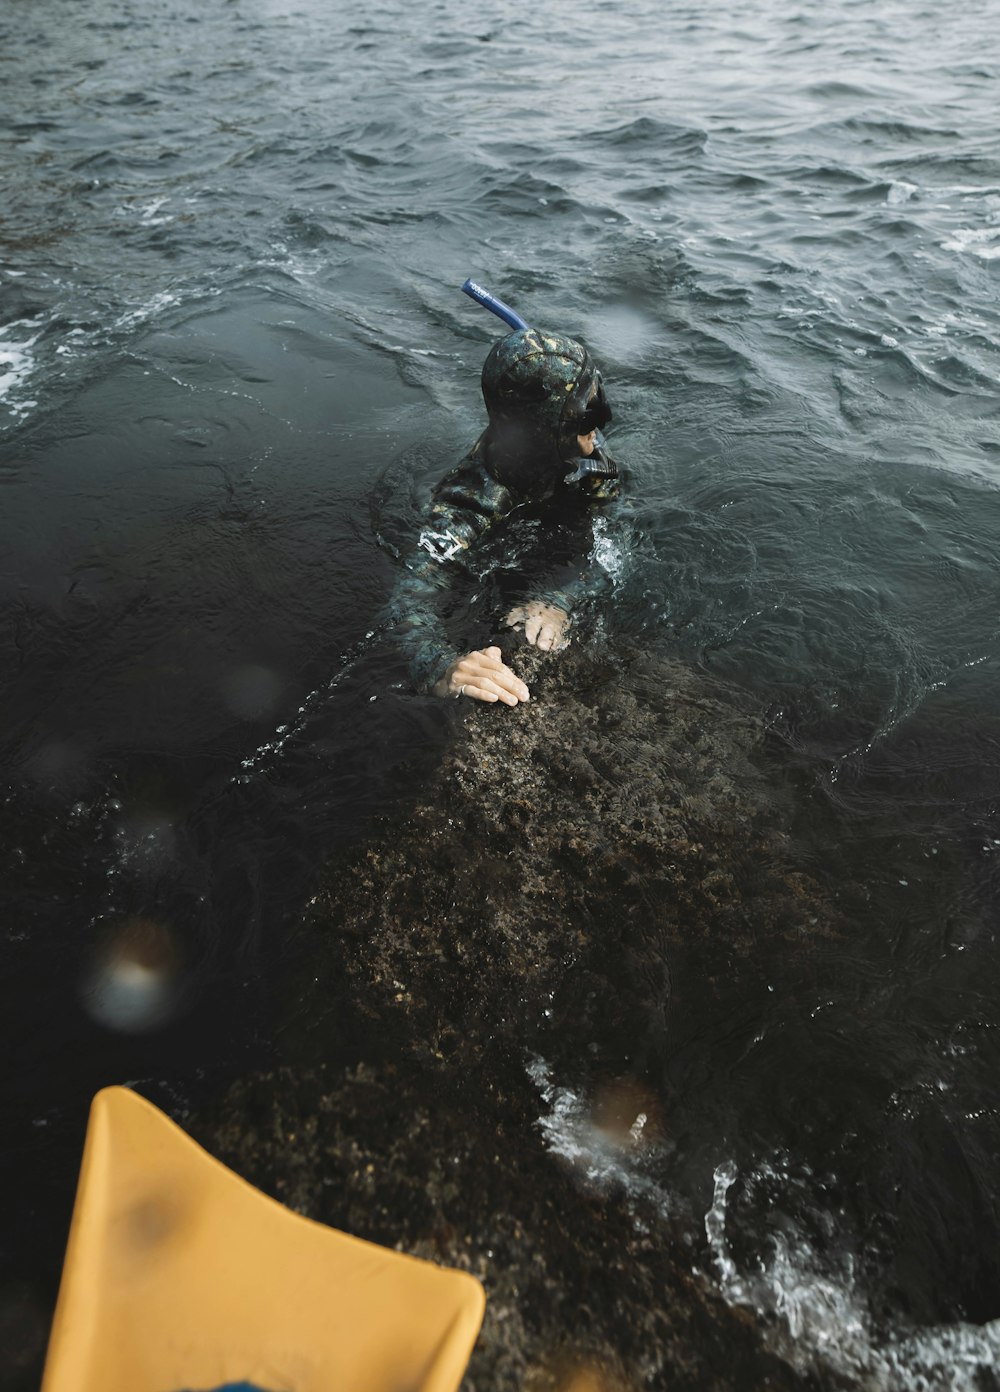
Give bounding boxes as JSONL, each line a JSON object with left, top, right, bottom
{"left": 195, "top": 637, "right": 836, "bottom": 1389}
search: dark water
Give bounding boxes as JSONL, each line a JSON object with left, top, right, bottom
{"left": 3, "top": 0, "right": 1000, "bottom": 1383}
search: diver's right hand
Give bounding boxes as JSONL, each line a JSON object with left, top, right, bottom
{"left": 432, "top": 646, "right": 530, "bottom": 705}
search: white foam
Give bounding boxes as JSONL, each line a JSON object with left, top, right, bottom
{"left": 941, "top": 227, "right": 1000, "bottom": 260}
{"left": 590, "top": 515, "right": 626, "bottom": 584}
{"left": 705, "top": 1159, "right": 880, "bottom": 1377}
{"left": 0, "top": 315, "right": 44, "bottom": 418}
{"left": 704, "top": 1156, "right": 1000, "bottom": 1390}
{"left": 114, "top": 289, "right": 182, "bottom": 333}
{"left": 139, "top": 197, "right": 171, "bottom": 226}
{"left": 936, "top": 185, "right": 1000, "bottom": 198}
{"left": 384, "top": 344, "right": 458, "bottom": 359}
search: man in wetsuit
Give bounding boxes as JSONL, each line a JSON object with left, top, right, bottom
{"left": 393, "top": 326, "right": 620, "bottom": 705}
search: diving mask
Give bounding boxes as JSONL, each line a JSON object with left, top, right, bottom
{"left": 574, "top": 375, "right": 613, "bottom": 435}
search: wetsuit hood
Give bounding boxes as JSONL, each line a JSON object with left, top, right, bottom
{"left": 480, "top": 328, "right": 609, "bottom": 491}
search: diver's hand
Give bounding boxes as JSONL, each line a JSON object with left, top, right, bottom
{"left": 505, "top": 601, "right": 571, "bottom": 652}
{"left": 432, "top": 647, "right": 530, "bottom": 705}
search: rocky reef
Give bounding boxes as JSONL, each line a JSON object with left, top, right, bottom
{"left": 195, "top": 637, "right": 838, "bottom": 1389}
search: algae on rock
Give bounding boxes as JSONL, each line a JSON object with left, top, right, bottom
{"left": 197, "top": 638, "right": 836, "bottom": 1389}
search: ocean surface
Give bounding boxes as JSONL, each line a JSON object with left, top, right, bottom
{"left": 3, "top": 0, "right": 1000, "bottom": 1384}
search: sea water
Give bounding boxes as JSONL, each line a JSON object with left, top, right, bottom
{"left": 3, "top": 0, "right": 1000, "bottom": 1384}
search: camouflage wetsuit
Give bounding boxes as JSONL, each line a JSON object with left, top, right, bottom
{"left": 392, "top": 327, "right": 622, "bottom": 693}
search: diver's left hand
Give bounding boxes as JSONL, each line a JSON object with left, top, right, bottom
{"left": 505, "top": 601, "right": 571, "bottom": 652}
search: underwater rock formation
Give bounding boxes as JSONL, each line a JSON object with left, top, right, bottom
{"left": 196, "top": 638, "right": 836, "bottom": 1389}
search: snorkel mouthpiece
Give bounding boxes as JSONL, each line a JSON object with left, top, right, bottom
{"left": 563, "top": 455, "right": 619, "bottom": 486}
{"left": 461, "top": 278, "right": 530, "bottom": 332}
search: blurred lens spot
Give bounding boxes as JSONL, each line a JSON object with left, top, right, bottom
{"left": 591, "top": 1077, "right": 663, "bottom": 1151}
{"left": 220, "top": 663, "right": 286, "bottom": 720}
{"left": 121, "top": 1193, "right": 184, "bottom": 1256}
{"left": 530, "top": 1352, "right": 636, "bottom": 1392}
{"left": 81, "top": 916, "right": 181, "bottom": 1033}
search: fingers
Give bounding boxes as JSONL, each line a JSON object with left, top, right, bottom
{"left": 526, "top": 607, "right": 570, "bottom": 652}
{"left": 506, "top": 602, "right": 571, "bottom": 652}
{"left": 550, "top": 621, "right": 571, "bottom": 652}
{"left": 451, "top": 647, "right": 529, "bottom": 705}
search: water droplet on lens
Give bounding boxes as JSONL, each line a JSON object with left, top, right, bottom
{"left": 81, "top": 916, "right": 182, "bottom": 1033}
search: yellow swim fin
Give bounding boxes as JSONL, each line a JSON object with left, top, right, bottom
{"left": 42, "top": 1085, "right": 485, "bottom": 1392}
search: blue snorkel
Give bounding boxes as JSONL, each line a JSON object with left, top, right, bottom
{"left": 461, "top": 278, "right": 530, "bottom": 332}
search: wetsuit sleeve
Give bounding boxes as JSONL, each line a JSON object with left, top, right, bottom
{"left": 390, "top": 458, "right": 514, "bottom": 692}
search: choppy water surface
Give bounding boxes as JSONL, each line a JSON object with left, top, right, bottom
{"left": 3, "top": 0, "right": 1000, "bottom": 1383}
